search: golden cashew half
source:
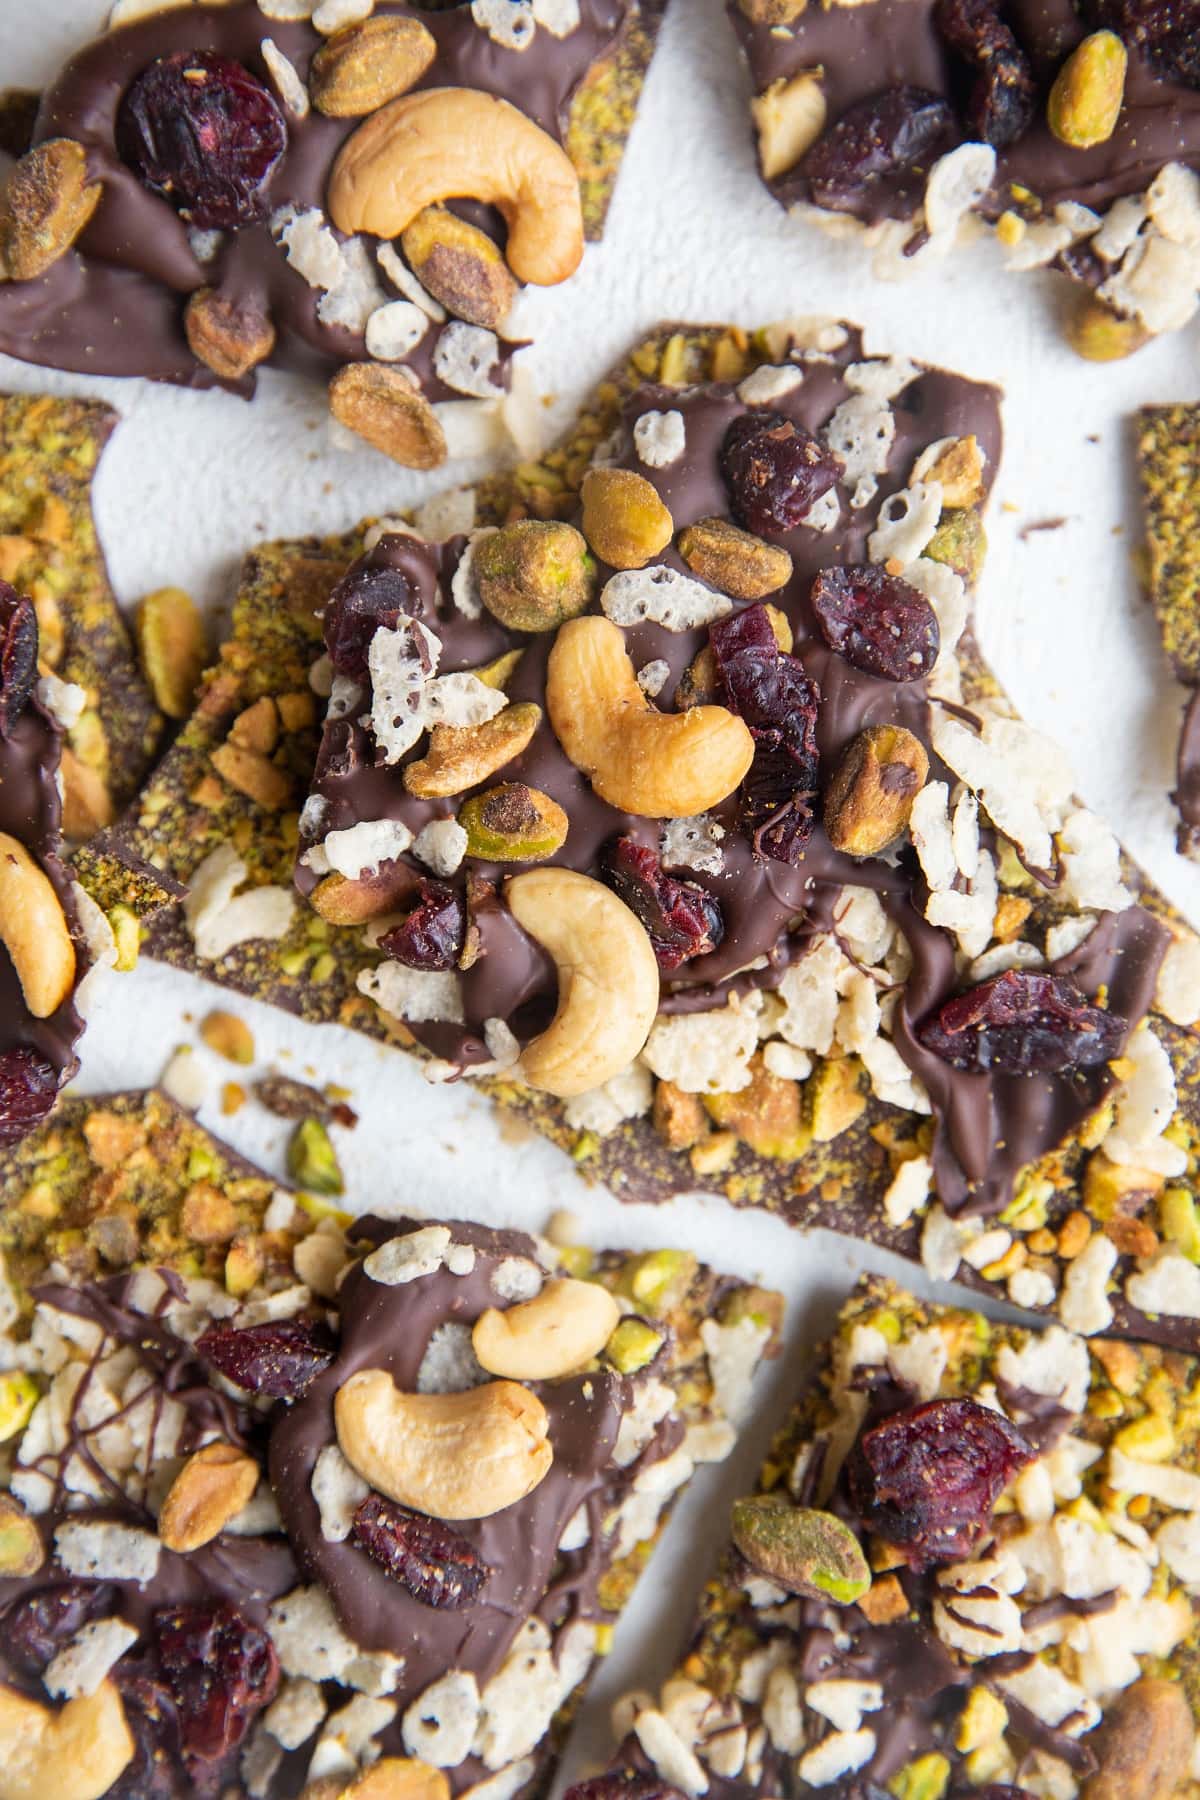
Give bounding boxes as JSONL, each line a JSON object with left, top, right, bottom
{"left": 546, "top": 616, "right": 754, "bottom": 817}
{"left": 0, "top": 831, "right": 76, "bottom": 1018}
{"left": 329, "top": 89, "right": 584, "bottom": 287}
{"left": 505, "top": 868, "right": 659, "bottom": 1098}
{"left": 335, "top": 1372, "right": 553, "bottom": 1520}
{"left": 0, "top": 1680, "right": 134, "bottom": 1800}
{"left": 473, "top": 1277, "right": 621, "bottom": 1380}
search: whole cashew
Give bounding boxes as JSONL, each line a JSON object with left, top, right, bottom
{"left": 335, "top": 1373, "right": 553, "bottom": 1520}
{"left": 473, "top": 1277, "right": 621, "bottom": 1380}
{"left": 0, "top": 1680, "right": 134, "bottom": 1800}
{"left": 505, "top": 868, "right": 659, "bottom": 1098}
{"left": 0, "top": 831, "right": 76, "bottom": 1018}
{"left": 328, "top": 89, "right": 584, "bottom": 287}
{"left": 546, "top": 616, "right": 755, "bottom": 817}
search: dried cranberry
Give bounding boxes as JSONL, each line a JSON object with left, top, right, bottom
{"left": 935, "top": 0, "right": 1037, "bottom": 146}
{"left": 109, "top": 1673, "right": 181, "bottom": 1800}
{"left": 847, "top": 1396, "right": 1034, "bottom": 1566}
{"left": 352, "top": 1493, "right": 489, "bottom": 1607}
{"left": 0, "top": 582, "right": 37, "bottom": 737}
{"left": 1092, "top": 0, "right": 1200, "bottom": 86}
{"left": 811, "top": 565, "right": 940, "bottom": 682}
{"left": 324, "top": 562, "right": 422, "bottom": 680}
{"left": 380, "top": 879, "right": 466, "bottom": 971}
{"left": 566, "top": 1780, "right": 688, "bottom": 1800}
{"left": 710, "top": 604, "right": 821, "bottom": 864}
{"left": 195, "top": 1318, "right": 334, "bottom": 1397}
{"left": 156, "top": 1603, "right": 278, "bottom": 1774}
{"left": 0, "top": 1047, "right": 60, "bottom": 1147}
{"left": 603, "top": 838, "right": 724, "bottom": 972}
{"left": 802, "top": 87, "right": 957, "bottom": 213}
{"left": 5, "top": 1583, "right": 115, "bottom": 1675}
{"left": 917, "top": 970, "right": 1127, "bottom": 1075}
{"left": 721, "top": 411, "right": 844, "bottom": 537}
{"left": 116, "top": 51, "right": 286, "bottom": 230}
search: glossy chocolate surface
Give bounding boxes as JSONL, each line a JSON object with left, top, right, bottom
{"left": 0, "top": 0, "right": 629, "bottom": 391}
{"left": 730, "top": 0, "right": 1200, "bottom": 226}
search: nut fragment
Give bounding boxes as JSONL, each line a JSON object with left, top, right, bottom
{"left": 335, "top": 1372, "right": 553, "bottom": 1520}
{"left": 0, "top": 1495, "right": 44, "bottom": 1577}
{"left": 401, "top": 206, "right": 517, "bottom": 330}
{"left": 136, "top": 586, "right": 206, "bottom": 720}
{"left": 474, "top": 521, "right": 596, "bottom": 631}
{"left": 310, "top": 860, "right": 418, "bottom": 925}
{"left": 310, "top": 15, "right": 437, "bottom": 117}
{"left": 751, "top": 71, "right": 827, "bottom": 181}
{"left": 459, "top": 781, "right": 568, "bottom": 860}
{"left": 580, "top": 468, "right": 673, "bottom": 570}
{"left": 404, "top": 702, "right": 542, "bottom": 798}
{"left": 330, "top": 88, "right": 583, "bottom": 287}
{"left": 0, "top": 831, "right": 76, "bottom": 1018}
{"left": 547, "top": 615, "right": 754, "bottom": 817}
{"left": 1083, "top": 1678, "right": 1194, "bottom": 1800}
{"left": 918, "top": 435, "right": 985, "bottom": 508}
{"left": 0, "top": 1680, "right": 135, "bottom": 1800}
{"left": 472, "top": 1277, "right": 621, "bottom": 1379}
{"left": 732, "top": 1497, "right": 871, "bottom": 1603}
{"left": 200, "top": 1009, "right": 255, "bottom": 1064}
{"left": 1066, "top": 292, "right": 1150, "bottom": 362}
{"left": 184, "top": 287, "right": 276, "bottom": 382}
{"left": 158, "top": 1441, "right": 261, "bottom": 1552}
{"left": 505, "top": 867, "right": 660, "bottom": 1096}
{"left": 0, "top": 139, "right": 101, "bottom": 282}
{"left": 344, "top": 1762, "right": 452, "bottom": 1800}
{"left": 210, "top": 739, "right": 292, "bottom": 809}
{"left": 823, "top": 725, "right": 928, "bottom": 858}
{"left": 329, "top": 363, "right": 448, "bottom": 469}
{"left": 1048, "top": 30, "right": 1126, "bottom": 149}
{"left": 677, "top": 516, "right": 793, "bottom": 600}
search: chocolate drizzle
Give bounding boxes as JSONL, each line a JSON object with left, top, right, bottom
{"left": 0, "top": 0, "right": 630, "bottom": 395}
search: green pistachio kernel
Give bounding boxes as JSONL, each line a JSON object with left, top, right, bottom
{"left": 108, "top": 903, "right": 141, "bottom": 972}
{"left": 617, "top": 1249, "right": 699, "bottom": 1317}
{"left": 889, "top": 1753, "right": 951, "bottom": 1800}
{"left": 287, "top": 1117, "right": 344, "bottom": 1197}
{"left": 0, "top": 1372, "right": 39, "bottom": 1443}
{"left": 459, "top": 782, "right": 568, "bottom": 861}
{"left": 924, "top": 508, "right": 987, "bottom": 587}
{"left": 475, "top": 521, "right": 597, "bottom": 633}
{"left": 1160, "top": 1188, "right": 1200, "bottom": 1262}
{"left": 730, "top": 1496, "right": 870, "bottom": 1603}
{"left": 0, "top": 1495, "right": 44, "bottom": 1576}
{"left": 1047, "top": 30, "right": 1127, "bottom": 149}
{"left": 606, "top": 1318, "right": 666, "bottom": 1374}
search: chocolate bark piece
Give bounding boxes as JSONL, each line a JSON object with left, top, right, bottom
{"left": 0, "top": 1089, "right": 777, "bottom": 1800}
{"left": 89, "top": 322, "right": 1200, "bottom": 1352}
{"left": 0, "top": 582, "right": 93, "bottom": 1148}
{"left": 727, "top": 0, "right": 1200, "bottom": 356}
{"left": 592, "top": 1276, "right": 1200, "bottom": 1800}
{"left": 0, "top": 0, "right": 667, "bottom": 471}
{"left": 0, "top": 393, "right": 162, "bottom": 828}
{"left": 1136, "top": 404, "right": 1200, "bottom": 859}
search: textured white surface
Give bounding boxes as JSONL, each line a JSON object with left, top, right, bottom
{"left": 2, "top": 0, "right": 1197, "bottom": 1782}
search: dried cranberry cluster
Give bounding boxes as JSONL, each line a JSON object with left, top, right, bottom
{"left": 917, "top": 969, "right": 1127, "bottom": 1076}
{"left": 710, "top": 603, "right": 821, "bottom": 865}
{"left": 196, "top": 1317, "right": 335, "bottom": 1397}
{"left": 352, "top": 1492, "right": 490, "bottom": 1607}
{"left": 324, "top": 560, "right": 425, "bottom": 681}
{"left": 847, "top": 1396, "right": 1035, "bottom": 1567}
{"left": 603, "top": 838, "right": 724, "bottom": 972}
{"left": 117, "top": 51, "right": 287, "bottom": 231}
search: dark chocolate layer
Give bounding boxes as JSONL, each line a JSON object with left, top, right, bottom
{"left": 731, "top": 0, "right": 1200, "bottom": 227}
{"left": 0, "top": 0, "right": 630, "bottom": 394}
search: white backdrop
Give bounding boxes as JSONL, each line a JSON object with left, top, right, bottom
{"left": 3, "top": 0, "right": 1199, "bottom": 1778}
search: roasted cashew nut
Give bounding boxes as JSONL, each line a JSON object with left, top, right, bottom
{"left": 473, "top": 1277, "right": 621, "bottom": 1379}
{"left": 0, "top": 1680, "right": 135, "bottom": 1800}
{"left": 505, "top": 868, "right": 659, "bottom": 1098}
{"left": 335, "top": 1372, "right": 553, "bottom": 1520}
{"left": 546, "top": 616, "right": 755, "bottom": 817}
{"left": 328, "top": 88, "right": 584, "bottom": 286}
{"left": 0, "top": 831, "right": 76, "bottom": 1018}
